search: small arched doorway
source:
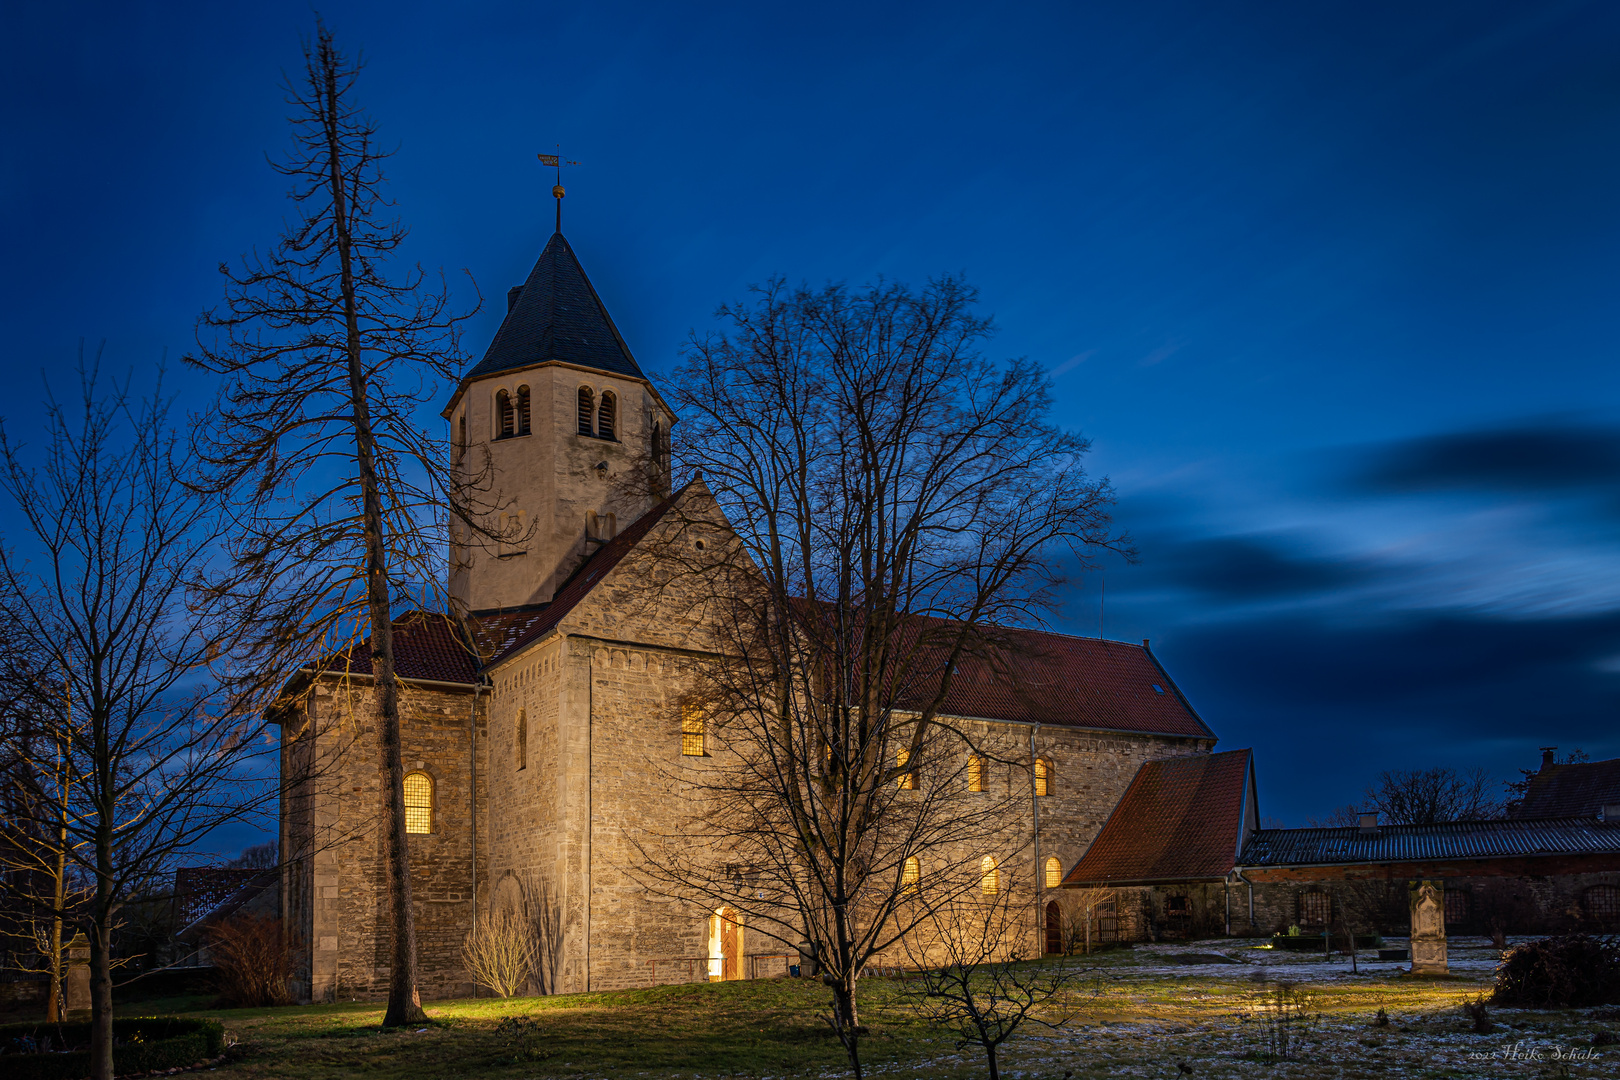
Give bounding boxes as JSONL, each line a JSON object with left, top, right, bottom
{"left": 709, "top": 907, "right": 743, "bottom": 981}
{"left": 1044, "top": 900, "right": 1063, "bottom": 955}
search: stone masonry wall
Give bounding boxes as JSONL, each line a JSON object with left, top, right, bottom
{"left": 281, "top": 677, "right": 485, "bottom": 1003}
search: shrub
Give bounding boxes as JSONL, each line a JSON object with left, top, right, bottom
{"left": 209, "top": 914, "right": 292, "bottom": 1008}
{"left": 0, "top": 1017, "right": 224, "bottom": 1079}
{"left": 463, "top": 908, "right": 535, "bottom": 998}
{"left": 1492, "top": 934, "right": 1620, "bottom": 1007}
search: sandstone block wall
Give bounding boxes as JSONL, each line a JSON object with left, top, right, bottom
{"left": 281, "top": 677, "right": 485, "bottom": 1003}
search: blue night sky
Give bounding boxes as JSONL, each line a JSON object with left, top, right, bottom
{"left": 4, "top": 0, "right": 1618, "bottom": 835}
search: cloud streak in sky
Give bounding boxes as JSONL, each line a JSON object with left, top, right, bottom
{"left": 1064, "top": 417, "right": 1620, "bottom": 824}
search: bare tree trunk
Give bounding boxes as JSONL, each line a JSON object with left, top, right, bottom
{"left": 315, "top": 51, "right": 423, "bottom": 1026}
{"left": 45, "top": 826, "right": 65, "bottom": 1022}
{"left": 88, "top": 831, "right": 114, "bottom": 1080}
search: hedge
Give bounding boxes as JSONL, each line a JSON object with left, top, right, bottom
{"left": 0, "top": 1016, "right": 225, "bottom": 1079}
{"left": 1269, "top": 932, "right": 1382, "bottom": 951}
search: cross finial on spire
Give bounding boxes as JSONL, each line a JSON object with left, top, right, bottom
{"left": 538, "top": 148, "right": 582, "bottom": 234}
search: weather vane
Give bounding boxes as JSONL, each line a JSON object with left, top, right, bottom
{"left": 538, "top": 147, "right": 581, "bottom": 233}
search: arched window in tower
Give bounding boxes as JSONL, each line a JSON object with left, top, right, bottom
{"left": 597, "top": 391, "right": 617, "bottom": 440}
{"left": 681, "top": 704, "right": 705, "bottom": 757}
{"left": 1034, "top": 757, "right": 1052, "bottom": 796}
{"left": 967, "top": 755, "right": 983, "bottom": 792}
{"left": 901, "top": 856, "right": 921, "bottom": 892}
{"left": 896, "top": 748, "right": 915, "bottom": 790}
{"left": 980, "top": 856, "right": 1000, "bottom": 896}
{"left": 515, "top": 386, "right": 531, "bottom": 436}
{"left": 1045, "top": 856, "right": 1063, "bottom": 889}
{"left": 403, "top": 771, "right": 433, "bottom": 834}
{"left": 516, "top": 709, "right": 527, "bottom": 770}
{"left": 577, "top": 386, "right": 594, "bottom": 435}
{"left": 495, "top": 390, "right": 514, "bottom": 439}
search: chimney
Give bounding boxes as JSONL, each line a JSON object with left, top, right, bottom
{"left": 507, "top": 285, "right": 524, "bottom": 313}
{"left": 1541, "top": 746, "right": 1558, "bottom": 771}
{"left": 1358, "top": 812, "right": 1378, "bottom": 835}
{"left": 1142, "top": 638, "right": 1150, "bottom": 650}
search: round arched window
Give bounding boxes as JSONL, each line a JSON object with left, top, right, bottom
{"left": 403, "top": 771, "right": 433, "bottom": 834}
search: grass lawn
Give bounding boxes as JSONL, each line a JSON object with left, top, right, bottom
{"left": 25, "top": 938, "right": 1614, "bottom": 1078}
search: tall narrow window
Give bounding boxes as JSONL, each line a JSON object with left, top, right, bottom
{"left": 496, "top": 390, "right": 514, "bottom": 438}
{"left": 967, "top": 755, "right": 983, "bottom": 792}
{"left": 456, "top": 414, "right": 467, "bottom": 464}
{"left": 598, "top": 391, "right": 617, "bottom": 440}
{"left": 1034, "top": 758, "right": 1051, "bottom": 796}
{"left": 901, "top": 856, "right": 921, "bottom": 892}
{"left": 896, "top": 748, "right": 915, "bottom": 790}
{"left": 578, "top": 387, "right": 594, "bottom": 435}
{"left": 515, "top": 386, "right": 531, "bottom": 436}
{"left": 681, "top": 704, "right": 705, "bottom": 757}
{"left": 403, "top": 772, "right": 433, "bottom": 834}
{"left": 516, "top": 709, "right": 527, "bottom": 770}
{"left": 980, "top": 856, "right": 999, "bottom": 896}
{"left": 1044, "top": 856, "right": 1063, "bottom": 889}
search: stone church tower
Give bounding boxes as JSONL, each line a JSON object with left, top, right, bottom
{"left": 443, "top": 230, "right": 675, "bottom": 612}
{"left": 276, "top": 216, "right": 1222, "bottom": 1004}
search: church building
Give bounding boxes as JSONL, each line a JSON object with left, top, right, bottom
{"left": 275, "top": 220, "right": 1225, "bottom": 1003}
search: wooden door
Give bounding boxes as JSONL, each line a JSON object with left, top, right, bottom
{"left": 1044, "top": 901, "right": 1063, "bottom": 955}
{"left": 719, "top": 907, "right": 741, "bottom": 981}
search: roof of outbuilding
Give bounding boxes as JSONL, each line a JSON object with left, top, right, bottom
{"left": 463, "top": 231, "right": 646, "bottom": 385}
{"left": 1238, "top": 817, "right": 1620, "bottom": 867}
{"left": 1061, "top": 749, "right": 1254, "bottom": 886}
{"left": 1510, "top": 758, "right": 1620, "bottom": 819}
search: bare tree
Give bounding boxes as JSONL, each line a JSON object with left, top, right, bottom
{"left": 0, "top": 365, "right": 269, "bottom": 1080}
{"left": 637, "top": 276, "right": 1126, "bottom": 1077}
{"left": 900, "top": 872, "right": 1084, "bottom": 1080}
{"left": 1311, "top": 766, "right": 1503, "bottom": 826}
{"left": 0, "top": 695, "right": 92, "bottom": 1022}
{"left": 1063, "top": 887, "right": 1115, "bottom": 956}
{"left": 185, "top": 24, "right": 486, "bottom": 1027}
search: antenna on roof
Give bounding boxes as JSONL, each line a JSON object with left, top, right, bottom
{"left": 538, "top": 147, "right": 582, "bottom": 234}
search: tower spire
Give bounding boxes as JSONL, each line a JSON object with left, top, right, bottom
{"left": 538, "top": 148, "right": 581, "bottom": 234}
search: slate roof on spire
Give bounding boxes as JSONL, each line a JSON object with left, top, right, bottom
{"left": 465, "top": 231, "right": 647, "bottom": 383}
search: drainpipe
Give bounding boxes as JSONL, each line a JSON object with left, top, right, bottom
{"left": 469, "top": 680, "right": 483, "bottom": 939}
{"left": 1030, "top": 723, "right": 1043, "bottom": 956}
{"left": 1233, "top": 867, "right": 1255, "bottom": 929}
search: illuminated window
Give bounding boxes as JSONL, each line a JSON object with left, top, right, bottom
{"left": 681, "top": 705, "right": 705, "bottom": 757}
{"left": 598, "top": 391, "right": 617, "bottom": 440}
{"left": 896, "top": 748, "right": 914, "bottom": 790}
{"left": 967, "top": 755, "right": 983, "bottom": 792}
{"left": 516, "top": 709, "right": 527, "bottom": 770}
{"left": 980, "top": 856, "right": 999, "bottom": 896}
{"left": 1034, "top": 757, "right": 1051, "bottom": 796}
{"left": 496, "top": 390, "right": 514, "bottom": 439}
{"left": 902, "top": 856, "right": 920, "bottom": 892}
{"left": 515, "top": 385, "right": 531, "bottom": 436}
{"left": 403, "top": 772, "right": 433, "bottom": 835}
{"left": 1044, "top": 856, "right": 1062, "bottom": 889}
{"left": 578, "top": 387, "right": 594, "bottom": 435}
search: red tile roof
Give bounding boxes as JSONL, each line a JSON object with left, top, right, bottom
{"left": 1061, "top": 749, "right": 1253, "bottom": 885}
{"left": 315, "top": 611, "right": 480, "bottom": 684}
{"left": 1510, "top": 758, "right": 1620, "bottom": 819}
{"left": 933, "top": 632, "right": 1213, "bottom": 739}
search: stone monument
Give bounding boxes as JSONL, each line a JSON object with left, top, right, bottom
{"left": 1408, "top": 879, "right": 1448, "bottom": 976}
{"left": 63, "top": 931, "right": 91, "bottom": 1012}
